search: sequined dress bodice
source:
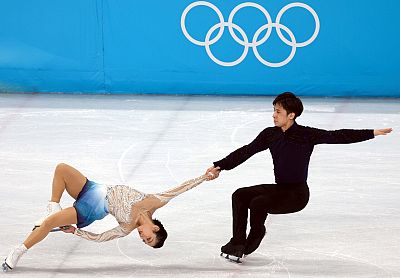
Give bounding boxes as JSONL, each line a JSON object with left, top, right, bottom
{"left": 74, "top": 174, "right": 208, "bottom": 242}
{"left": 106, "top": 185, "right": 146, "bottom": 224}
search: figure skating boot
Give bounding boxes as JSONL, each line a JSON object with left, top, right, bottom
{"left": 33, "top": 201, "right": 62, "bottom": 230}
{"left": 2, "top": 244, "right": 27, "bottom": 272}
{"left": 220, "top": 241, "right": 245, "bottom": 263}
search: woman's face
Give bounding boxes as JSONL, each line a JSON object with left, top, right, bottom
{"left": 137, "top": 223, "right": 159, "bottom": 247}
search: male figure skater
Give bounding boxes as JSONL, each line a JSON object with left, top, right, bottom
{"left": 206, "top": 92, "right": 392, "bottom": 262}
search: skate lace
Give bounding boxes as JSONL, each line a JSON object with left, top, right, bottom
{"left": 46, "top": 203, "right": 52, "bottom": 214}
{"left": 7, "top": 247, "right": 23, "bottom": 267}
{"left": 11, "top": 250, "right": 18, "bottom": 261}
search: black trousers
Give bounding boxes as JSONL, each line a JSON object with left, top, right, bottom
{"left": 230, "top": 182, "right": 309, "bottom": 245}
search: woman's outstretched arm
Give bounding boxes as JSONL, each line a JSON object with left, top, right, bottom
{"left": 62, "top": 224, "right": 130, "bottom": 242}
{"left": 152, "top": 173, "right": 210, "bottom": 204}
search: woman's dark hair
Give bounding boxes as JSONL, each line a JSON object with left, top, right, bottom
{"left": 152, "top": 219, "right": 168, "bottom": 249}
{"left": 273, "top": 92, "right": 304, "bottom": 119}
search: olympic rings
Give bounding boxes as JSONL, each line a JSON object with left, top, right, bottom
{"left": 205, "top": 22, "right": 250, "bottom": 67}
{"left": 181, "top": 1, "right": 320, "bottom": 67}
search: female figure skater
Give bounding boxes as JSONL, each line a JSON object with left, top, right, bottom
{"left": 3, "top": 163, "right": 211, "bottom": 271}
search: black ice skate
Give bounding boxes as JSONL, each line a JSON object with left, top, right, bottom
{"left": 220, "top": 242, "right": 245, "bottom": 263}
{"left": 244, "top": 226, "right": 266, "bottom": 256}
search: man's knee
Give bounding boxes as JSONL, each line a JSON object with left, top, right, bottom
{"left": 249, "top": 196, "right": 269, "bottom": 210}
{"left": 232, "top": 187, "right": 248, "bottom": 201}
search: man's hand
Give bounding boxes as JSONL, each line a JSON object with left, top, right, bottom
{"left": 374, "top": 128, "right": 393, "bottom": 136}
{"left": 60, "top": 225, "right": 76, "bottom": 234}
{"left": 206, "top": 166, "right": 221, "bottom": 180}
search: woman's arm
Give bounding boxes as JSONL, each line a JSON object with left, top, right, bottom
{"left": 152, "top": 174, "right": 209, "bottom": 204}
{"left": 63, "top": 225, "right": 130, "bottom": 242}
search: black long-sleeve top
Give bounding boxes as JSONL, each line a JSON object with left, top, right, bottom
{"left": 213, "top": 122, "right": 375, "bottom": 184}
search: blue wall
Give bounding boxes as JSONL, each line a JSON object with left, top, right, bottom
{"left": 0, "top": 0, "right": 399, "bottom": 96}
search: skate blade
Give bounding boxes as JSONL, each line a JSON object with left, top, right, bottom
{"left": 50, "top": 226, "right": 70, "bottom": 232}
{"left": 33, "top": 226, "right": 67, "bottom": 232}
{"left": 220, "top": 252, "right": 242, "bottom": 264}
{"left": 2, "top": 261, "right": 12, "bottom": 272}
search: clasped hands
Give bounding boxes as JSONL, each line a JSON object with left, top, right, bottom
{"left": 205, "top": 166, "right": 221, "bottom": 181}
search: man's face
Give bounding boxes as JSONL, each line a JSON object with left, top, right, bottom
{"left": 137, "top": 224, "right": 158, "bottom": 247}
{"left": 273, "top": 103, "right": 294, "bottom": 128}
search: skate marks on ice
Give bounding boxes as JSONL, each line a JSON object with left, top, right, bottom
{"left": 115, "top": 235, "right": 352, "bottom": 278}
{"left": 217, "top": 249, "right": 399, "bottom": 278}
{"left": 114, "top": 238, "right": 288, "bottom": 276}
{"left": 15, "top": 242, "right": 393, "bottom": 278}
{"left": 249, "top": 248, "right": 399, "bottom": 278}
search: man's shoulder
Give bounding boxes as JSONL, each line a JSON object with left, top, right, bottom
{"left": 257, "top": 126, "right": 279, "bottom": 136}
{"left": 261, "top": 126, "right": 280, "bottom": 133}
{"left": 255, "top": 126, "right": 282, "bottom": 142}
{"left": 287, "top": 123, "right": 321, "bottom": 140}
{"left": 294, "top": 123, "right": 318, "bottom": 132}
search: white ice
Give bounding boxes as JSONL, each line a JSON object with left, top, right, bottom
{"left": 0, "top": 94, "right": 399, "bottom": 277}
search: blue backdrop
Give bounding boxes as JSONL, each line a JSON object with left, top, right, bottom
{"left": 0, "top": 0, "right": 399, "bottom": 96}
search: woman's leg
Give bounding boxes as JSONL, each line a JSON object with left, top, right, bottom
{"left": 25, "top": 207, "right": 77, "bottom": 249}
{"left": 35, "top": 164, "right": 86, "bottom": 229}
{"left": 50, "top": 163, "right": 87, "bottom": 202}
{"left": 3, "top": 207, "right": 78, "bottom": 271}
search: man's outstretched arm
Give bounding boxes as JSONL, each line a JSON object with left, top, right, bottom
{"left": 310, "top": 126, "right": 392, "bottom": 145}
{"left": 205, "top": 128, "right": 274, "bottom": 180}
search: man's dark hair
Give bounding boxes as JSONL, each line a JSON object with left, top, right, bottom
{"left": 152, "top": 219, "right": 168, "bottom": 249}
{"left": 273, "top": 92, "right": 303, "bottom": 119}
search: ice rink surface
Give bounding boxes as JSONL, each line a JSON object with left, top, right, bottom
{"left": 0, "top": 93, "right": 399, "bottom": 278}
